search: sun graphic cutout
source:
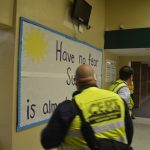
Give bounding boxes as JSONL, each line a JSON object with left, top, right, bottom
{"left": 24, "top": 27, "right": 48, "bottom": 62}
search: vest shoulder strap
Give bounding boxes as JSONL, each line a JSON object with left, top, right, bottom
{"left": 111, "top": 80, "right": 127, "bottom": 93}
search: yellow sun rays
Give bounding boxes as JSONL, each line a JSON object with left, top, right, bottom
{"left": 24, "top": 27, "right": 48, "bottom": 62}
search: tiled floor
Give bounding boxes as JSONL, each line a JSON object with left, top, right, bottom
{"left": 133, "top": 99, "right": 150, "bottom": 118}
{"left": 132, "top": 117, "right": 150, "bottom": 150}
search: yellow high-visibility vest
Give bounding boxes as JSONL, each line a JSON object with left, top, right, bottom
{"left": 128, "top": 81, "right": 134, "bottom": 94}
{"left": 109, "top": 80, "right": 134, "bottom": 110}
{"left": 128, "top": 81, "right": 134, "bottom": 109}
{"left": 62, "top": 87, "right": 127, "bottom": 149}
{"left": 129, "top": 97, "right": 134, "bottom": 110}
{"left": 109, "top": 80, "right": 127, "bottom": 93}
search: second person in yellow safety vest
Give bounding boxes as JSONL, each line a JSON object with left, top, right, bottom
{"left": 41, "top": 64, "right": 133, "bottom": 150}
{"left": 128, "top": 80, "right": 135, "bottom": 118}
{"left": 128, "top": 80, "right": 134, "bottom": 109}
{"left": 128, "top": 81, "right": 134, "bottom": 95}
{"left": 109, "top": 66, "right": 134, "bottom": 112}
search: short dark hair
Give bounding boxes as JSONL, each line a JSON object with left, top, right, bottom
{"left": 119, "top": 66, "right": 134, "bottom": 80}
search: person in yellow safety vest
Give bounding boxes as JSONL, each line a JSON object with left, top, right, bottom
{"left": 128, "top": 81, "right": 135, "bottom": 119}
{"left": 41, "top": 64, "right": 133, "bottom": 150}
{"left": 109, "top": 66, "right": 134, "bottom": 116}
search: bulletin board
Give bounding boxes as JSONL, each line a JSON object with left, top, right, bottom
{"left": 105, "top": 59, "right": 116, "bottom": 83}
{"left": 17, "top": 17, "right": 103, "bottom": 131}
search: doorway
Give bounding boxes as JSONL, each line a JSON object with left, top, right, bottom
{"left": 131, "top": 61, "right": 150, "bottom": 118}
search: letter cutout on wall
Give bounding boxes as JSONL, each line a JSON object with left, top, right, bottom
{"left": 17, "top": 17, "right": 102, "bottom": 131}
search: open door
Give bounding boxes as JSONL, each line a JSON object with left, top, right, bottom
{"left": 131, "top": 62, "right": 141, "bottom": 108}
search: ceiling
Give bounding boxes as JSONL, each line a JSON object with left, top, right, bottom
{"left": 107, "top": 48, "right": 150, "bottom": 56}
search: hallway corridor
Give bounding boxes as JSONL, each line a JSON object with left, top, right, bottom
{"left": 132, "top": 118, "right": 150, "bottom": 150}
{"left": 133, "top": 98, "right": 150, "bottom": 118}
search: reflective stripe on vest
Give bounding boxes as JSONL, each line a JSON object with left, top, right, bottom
{"left": 63, "top": 87, "right": 127, "bottom": 148}
{"left": 128, "top": 81, "right": 134, "bottom": 94}
{"left": 67, "top": 121, "right": 124, "bottom": 137}
{"left": 66, "top": 121, "right": 127, "bottom": 143}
